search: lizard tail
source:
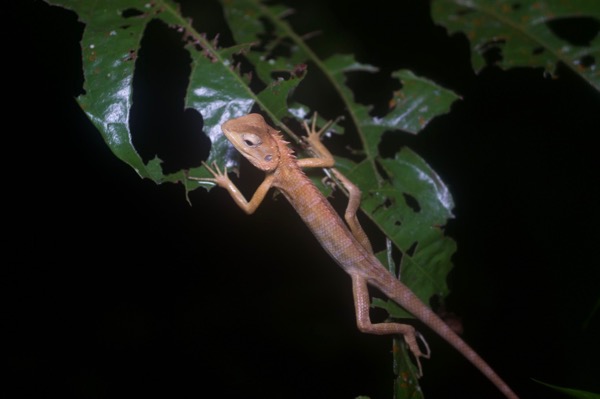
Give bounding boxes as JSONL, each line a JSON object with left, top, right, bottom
{"left": 384, "top": 280, "right": 520, "bottom": 399}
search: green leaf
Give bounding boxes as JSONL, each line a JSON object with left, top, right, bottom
{"left": 392, "top": 338, "right": 423, "bottom": 399}
{"left": 432, "top": 0, "right": 600, "bottom": 91}
{"left": 222, "top": 0, "right": 310, "bottom": 83}
{"left": 379, "top": 70, "right": 463, "bottom": 135}
{"left": 183, "top": 42, "right": 259, "bottom": 169}
{"left": 317, "top": 53, "right": 459, "bottom": 317}
{"left": 47, "top": 0, "right": 305, "bottom": 195}
{"left": 48, "top": 1, "right": 463, "bottom": 394}
{"left": 220, "top": 0, "right": 336, "bottom": 141}
{"left": 338, "top": 148, "right": 456, "bottom": 319}
{"left": 50, "top": 0, "right": 156, "bottom": 177}
{"left": 221, "top": 0, "right": 461, "bottom": 327}
{"left": 321, "top": 54, "right": 383, "bottom": 160}
{"left": 534, "top": 379, "right": 600, "bottom": 399}
{"left": 220, "top": 4, "right": 460, "bottom": 312}
{"left": 321, "top": 54, "right": 460, "bottom": 171}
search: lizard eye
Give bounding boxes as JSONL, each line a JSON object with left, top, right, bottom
{"left": 241, "top": 133, "right": 261, "bottom": 147}
{"left": 264, "top": 155, "right": 272, "bottom": 161}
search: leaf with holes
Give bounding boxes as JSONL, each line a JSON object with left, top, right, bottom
{"left": 47, "top": 0, "right": 305, "bottom": 194}
{"left": 221, "top": 0, "right": 312, "bottom": 92}
{"left": 337, "top": 148, "right": 456, "bottom": 319}
{"left": 432, "top": 0, "right": 600, "bottom": 91}
{"left": 221, "top": 5, "right": 462, "bottom": 320}
{"left": 220, "top": 0, "right": 346, "bottom": 141}
{"left": 48, "top": 0, "right": 461, "bottom": 320}
{"left": 44, "top": 0, "right": 464, "bottom": 394}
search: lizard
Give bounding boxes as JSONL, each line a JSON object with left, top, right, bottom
{"left": 191, "top": 113, "right": 519, "bottom": 399}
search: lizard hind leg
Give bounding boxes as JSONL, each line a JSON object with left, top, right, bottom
{"left": 351, "top": 274, "right": 431, "bottom": 377}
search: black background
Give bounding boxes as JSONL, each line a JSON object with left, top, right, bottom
{"left": 7, "top": 1, "right": 600, "bottom": 398}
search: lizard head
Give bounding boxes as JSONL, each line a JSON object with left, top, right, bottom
{"left": 221, "top": 113, "right": 281, "bottom": 172}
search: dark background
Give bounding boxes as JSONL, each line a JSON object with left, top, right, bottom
{"left": 7, "top": 1, "right": 600, "bottom": 398}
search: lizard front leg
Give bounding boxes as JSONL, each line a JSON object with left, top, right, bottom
{"left": 351, "top": 273, "right": 431, "bottom": 376}
{"left": 329, "top": 169, "right": 374, "bottom": 255}
{"left": 190, "top": 161, "right": 275, "bottom": 215}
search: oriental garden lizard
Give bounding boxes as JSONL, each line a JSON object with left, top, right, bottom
{"left": 191, "top": 113, "right": 519, "bottom": 399}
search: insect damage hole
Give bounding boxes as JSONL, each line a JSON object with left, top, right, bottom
{"left": 121, "top": 8, "right": 145, "bottom": 18}
{"left": 578, "top": 54, "right": 595, "bottom": 69}
{"left": 405, "top": 241, "right": 418, "bottom": 258}
{"left": 130, "top": 19, "right": 209, "bottom": 174}
{"left": 403, "top": 193, "right": 421, "bottom": 213}
{"left": 546, "top": 17, "right": 599, "bottom": 47}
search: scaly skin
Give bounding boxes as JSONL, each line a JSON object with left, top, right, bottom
{"left": 192, "top": 113, "right": 519, "bottom": 399}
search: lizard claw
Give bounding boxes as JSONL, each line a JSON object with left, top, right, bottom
{"left": 403, "top": 330, "right": 431, "bottom": 377}
{"left": 321, "top": 175, "right": 337, "bottom": 191}
{"left": 416, "top": 330, "right": 431, "bottom": 359}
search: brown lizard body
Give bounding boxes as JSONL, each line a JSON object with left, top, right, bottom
{"left": 193, "top": 113, "right": 518, "bottom": 399}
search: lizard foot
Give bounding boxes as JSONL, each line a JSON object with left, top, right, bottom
{"left": 403, "top": 330, "right": 431, "bottom": 377}
{"left": 302, "top": 112, "right": 334, "bottom": 148}
{"left": 188, "top": 161, "right": 231, "bottom": 188}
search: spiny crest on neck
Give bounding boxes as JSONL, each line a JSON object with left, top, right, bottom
{"left": 272, "top": 129, "right": 296, "bottom": 160}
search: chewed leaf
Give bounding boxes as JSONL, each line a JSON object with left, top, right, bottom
{"left": 432, "top": 0, "right": 600, "bottom": 91}
{"left": 321, "top": 54, "right": 381, "bottom": 156}
{"left": 322, "top": 55, "right": 460, "bottom": 161}
{"left": 336, "top": 148, "right": 456, "bottom": 316}
{"left": 222, "top": 1, "right": 309, "bottom": 80}
{"left": 321, "top": 55, "right": 459, "bottom": 317}
{"left": 184, "top": 43, "right": 258, "bottom": 170}
{"left": 46, "top": 2, "right": 465, "bottom": 393}
{"left": 51, "top": 1, "right": 461, "bottom": 319}
{"left": 376, "top": 70, "right": 461, "bottom": 135}
{"left": 51, "top": 0, "right": 156, "bottom": 177}
{"left": 48, "top": 0, "right": 304, "bottom": 195}
{"left": 221, "top": 0, "right": 313, "bottom": 133}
